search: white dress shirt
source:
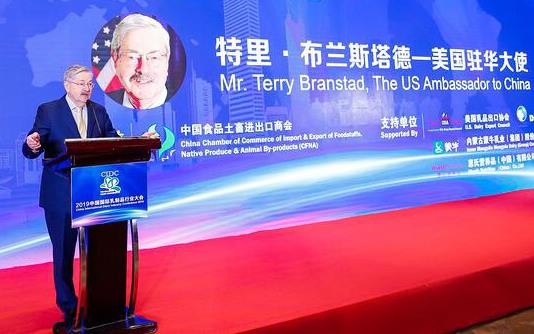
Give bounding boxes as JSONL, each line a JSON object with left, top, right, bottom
{"left": 65, "top": 95, "right": 88, "bottom": 138}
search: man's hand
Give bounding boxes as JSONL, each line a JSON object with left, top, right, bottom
{"left": 141, "top": 131, "right": 159, "bottom": 138}
{"left": 26, "top": 132, "right": 41, "bottom": 152}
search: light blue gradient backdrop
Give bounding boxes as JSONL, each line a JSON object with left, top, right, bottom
{"left": 0, "top": 0, "right": 532, "bottom": 268}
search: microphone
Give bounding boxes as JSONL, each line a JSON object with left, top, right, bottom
{"left": 89, "top": 102, "right": 102, "bottom": 137}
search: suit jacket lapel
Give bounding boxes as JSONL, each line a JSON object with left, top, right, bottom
{"left": 86, "top": 101, "right": 97, "bottom": 138}
{"left": 60, "top": 96, "right": 81, "bottom": 138}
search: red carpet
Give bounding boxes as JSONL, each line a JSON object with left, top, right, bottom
{"left": 2, "top": 190, "right": 534, "bottom": 333}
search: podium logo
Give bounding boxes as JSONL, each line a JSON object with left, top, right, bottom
{"left": 100, "top": 170, "right": 121, "bottom": 195}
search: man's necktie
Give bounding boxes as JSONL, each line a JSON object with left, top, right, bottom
{"left": 77, "top": 107, "right": 87, "bottom": 139}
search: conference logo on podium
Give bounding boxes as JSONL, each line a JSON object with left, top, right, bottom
{"left": 100, "top": 170, "right": 122, "bottom": 195}
{"left": 72, "top": 163, "right": 147, "bottom": 227}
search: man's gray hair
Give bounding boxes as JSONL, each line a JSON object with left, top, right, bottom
{"left": 111, "top": 14, "right": 170, "bottom": 54}
{"left": 64, "top": 64, "right": 91, "bottom": 82}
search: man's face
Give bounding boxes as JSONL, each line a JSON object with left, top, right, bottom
{"left": 64, "top": 71, "right": 93, "bottom": 107}
{"left": 113, "top": 27, "right": 169, "bottom": 107}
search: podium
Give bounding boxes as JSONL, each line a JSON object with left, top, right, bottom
{"left": 63, "top": 137, "right": 160, "bottom": 333}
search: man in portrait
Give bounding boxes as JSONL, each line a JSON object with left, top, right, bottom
{"left": 110, "top": 14, "right": 171, "bottom": 110}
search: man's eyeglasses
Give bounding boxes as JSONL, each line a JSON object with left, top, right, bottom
{"left": 67, "top": 80, "right": 94, "bottom": 89}
{"left": 119, "top": 51, "right": 168, "bottom": 67}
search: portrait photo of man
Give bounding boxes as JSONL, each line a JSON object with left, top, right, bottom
{"left": 92, "top": 13, "right": 185, "bottom": 111}
{"left": 110, "top": 14, "right": 171, "bottom": 110}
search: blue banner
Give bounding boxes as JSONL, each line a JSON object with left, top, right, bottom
{"left": 71, "top": 163, "right": 147, "bottom": 227}
{"left": 0, "top": 1, "right": 533, "bottom": 268}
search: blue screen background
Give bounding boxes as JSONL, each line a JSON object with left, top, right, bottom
{"left": 0, "top": 0, "right": 532, "bottom": 268}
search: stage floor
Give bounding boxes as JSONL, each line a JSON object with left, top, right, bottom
{"left": 1, "top": 190, "right": 534, "bottom": 333}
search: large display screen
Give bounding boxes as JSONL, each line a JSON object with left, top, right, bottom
{"left": 0, "top": 0, "right": 532, "bottom": 268}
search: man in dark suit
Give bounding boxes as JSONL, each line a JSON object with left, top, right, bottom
{"left": 22, "top": 64, "right": 119, "bottom": 332}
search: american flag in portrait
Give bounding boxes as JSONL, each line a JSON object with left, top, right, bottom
{"left": 91, "top": 16, "right": 123, "bottom": 93}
